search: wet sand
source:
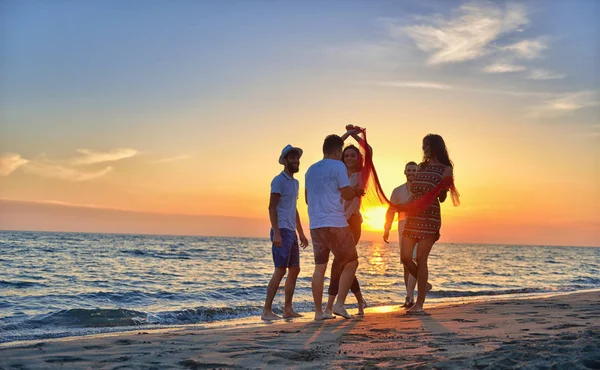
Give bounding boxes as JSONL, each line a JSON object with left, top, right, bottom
{"left": 1, "top": 290, "right": 599, "bottom": 369}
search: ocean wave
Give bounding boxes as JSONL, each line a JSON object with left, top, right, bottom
{"left": 0, "top": 305, "right": 263, "bottom": 340}
{"left": 571, "top": 277, "right": 600, "bottom": 285}
{"left": 0, "top": 280, "right": 46, "bottom": 289}
{"left": 453, "top": 281, "right": 503, "bottom": 288}
{"left": 120, "top": 249, "right": 192, "bottom": 259}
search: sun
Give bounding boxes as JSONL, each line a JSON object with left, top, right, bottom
{"left": 361, "top": 206, "right": 389, "bottom": 232}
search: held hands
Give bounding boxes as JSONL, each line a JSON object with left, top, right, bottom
{"left": 345, "top": 125, "right": 363, "bottom": 136}
{"left": 345, "top": 124, "right": 364, "bottom": 132}
{"left": 299, "top": 233, "right": 309, "bottom": 249}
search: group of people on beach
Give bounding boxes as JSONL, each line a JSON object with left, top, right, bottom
{"left": 262, "top": 125, "right": 458, "bottom": 321}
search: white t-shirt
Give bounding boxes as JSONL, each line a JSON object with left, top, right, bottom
{"left": 305, "top": 159, "right": 351, "bottom": 229}
{"left": 389, "top": 183, "right": 411, "bottom": 238}
{"left": 270, "top": 171, "right": 299, "bottom": 231}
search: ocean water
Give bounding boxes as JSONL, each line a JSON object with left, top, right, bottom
{"left": 0, "top": 231, "right": 598, "bottom": 344}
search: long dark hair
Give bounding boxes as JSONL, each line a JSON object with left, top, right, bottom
{"left": 342, "top": 145, "right": 363, "bottom": 172}
{"left": 422, "top": 134, "right": 453, "bottom": 168}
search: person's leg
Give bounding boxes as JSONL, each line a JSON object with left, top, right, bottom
{"left": 262, "top": 267, "right": 287, "bottom": 320}
{"left": 332, "top": 260, "right": 358, "bottom": 318}
{"left": 283, "top": 231, "right": 302, "bottom": 318}
{"left": 283, "top": 266, "right": 301, "bottom": 318}
{"left": 310, "top": 228, "right": 332, "bottom": 321}
{"left": 262, "top": 228, "right": 291, "bottom": 320}
{"left": 407, "top": 237, "right": 436, "bottom": 313}
{"left": 331, "top": 227, "right": 359, "bottom": 319}
{"left": 406, "top": 271, "right": 417, "bottom": 302}
{"left": 312, "top": 263, "right": 328, "bottom": 320}
{"left": 347, "top": 215, "right": 365, "bottom": 312}
{"left": 324, "top": 258, "right": 342, "bottom": 314}
{"left": 406, "top": 242, "right": 418, "bottom": 305}
{"left": 400, "top": 237, "right": 419, "bottom": 280}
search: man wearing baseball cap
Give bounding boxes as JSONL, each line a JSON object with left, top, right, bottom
{"left": 262, "top": 145, "right": 309, "bottom": 320}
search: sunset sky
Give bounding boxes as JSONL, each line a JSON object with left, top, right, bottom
{"left": 1, "top": 1, "right": 598, "bottom": 246}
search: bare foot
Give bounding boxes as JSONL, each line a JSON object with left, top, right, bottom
{"left": 333, "top": 304, "right": 353, "bottom": 319}
{"left": 426, "top": 283, "right": 432, "bottom": 293}
{"left": 322, "top": 309, "right": 335, "bottom": 320}
{"left": 283, "top": 310, "right": 302, "bottom": 318}
{"left": 406, "top": 305, "right": 427, "bottom": 316}
{"left": 315, "top": 310, "right": 335, "bottom": 320}
{"left": 401, "top": 297, "right": 414, "bottom": 308}
{"left": 261, "top": 311, "right": 282, "bottom": 321}
{"left": 357, "top": 299, "right": 367, "bottom": 316}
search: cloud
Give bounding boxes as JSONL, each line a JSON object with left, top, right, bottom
{"left": 373, "top": 81, "right": 454, "bottom": 90}
{"left": 400, "top": 2, "right": 529, "bottom": 65}
{"left": 151, "top": 154, "right": 192, "bottom": 164}
{"left": 71, "top": 148, "right": 138, "bottom": 166}
{"left": 483, "top": 62, "right": 527, "bottom": 73}
{"left": 527, "top": 68, "right": 565, "bottom": 80}
{"left": 502, "top": 38, "right": 548, "bottom": 60}
{"left": 23, "top": 157, "right": 114, "bottom": 181}
{"left": 367, "top": 80, "right": 555, "bottom": 98}
{"left": 1, "top": 148, "right": 137, "bottom": 181}
{"left": 530, "top": 91, "right": 600, "bottom": 118}
{"left": 0, "top": 153, "right": 29, "bottom": 176}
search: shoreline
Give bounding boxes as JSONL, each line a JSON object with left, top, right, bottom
{"left": 1, "top": 290, "right": 599, "bottom": 369}
{"left": 2, "top": 288, "right": 599, "bottom": 349}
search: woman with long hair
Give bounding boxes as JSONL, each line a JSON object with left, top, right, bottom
{"left": 401, "top": 134, "right": 458, "bottom": 314}
{"left": 323, "top": 128, "right": 368, "bottom": 317}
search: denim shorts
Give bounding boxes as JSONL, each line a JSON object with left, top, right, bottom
{"left": 271, "top": 228, "right": 300, "bottom": 268}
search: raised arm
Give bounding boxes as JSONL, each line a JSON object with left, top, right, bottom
{"left": 342, "top": 126, "right": 373, "bottom": 154}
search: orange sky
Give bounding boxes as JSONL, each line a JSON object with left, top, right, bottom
{"left": 1, "top": 1, "right": 599, "bottom": 246}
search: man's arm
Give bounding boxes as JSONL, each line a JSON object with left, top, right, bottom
{"left": 340, "top": 186, "right": 364, "bottom": 201}
{"left": 295, "top": 210, "right": 308, "bottom": 249}
{"left": 268, "top": 193, "right": 282, "bottom": 247}
{"left": 383, "top": 206, "right": 396, "bottom": 243}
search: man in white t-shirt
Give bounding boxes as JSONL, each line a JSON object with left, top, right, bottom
{"left": 262, "top": 145, "right": 309, "bottom": 321}
{"left": 383, "top": 161, "right": 419, "bottom": 308}
{"left": 305, "top": 135, "right": 365, "bottom": 320}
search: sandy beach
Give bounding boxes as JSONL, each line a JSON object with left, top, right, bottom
{"left": 1, "top": 290, "right": 598, "bottom": 369}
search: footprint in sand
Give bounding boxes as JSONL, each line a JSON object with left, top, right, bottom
{"left": 546, "top": 323, "right": 586, "bottom": 330}
{"left": 114, "top": 339, "right": 136, "bottom": 345}
{"left": 451, "top": 318, "right": 478, "bottom": 323}
{"left": 369, "top": 328, "right": 395, "bottom": 333}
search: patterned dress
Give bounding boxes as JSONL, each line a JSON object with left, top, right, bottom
{"left": 403, "top": 164, "right": 446, "bottom": 241}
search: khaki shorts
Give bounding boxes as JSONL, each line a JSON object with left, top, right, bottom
{"left": 310, "top": 227, "right": 358, "bottom": 265}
